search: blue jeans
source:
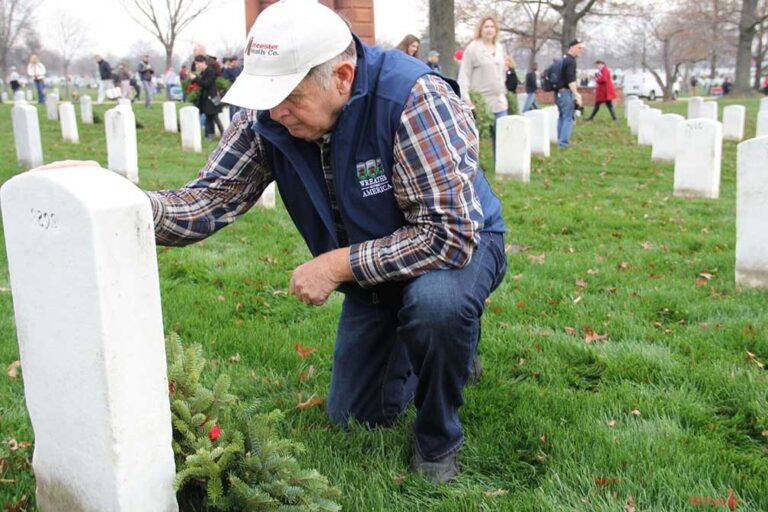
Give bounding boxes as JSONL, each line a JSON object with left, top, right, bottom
{"left": 327, "top": 231, "right": 507, "bottom": 460}
{"left": 556, "top": 90, "right": 575, "bottom": 147}
{"left": 142, "top": 80, "right": 153, "bottom": 108}
{"left": 522, "top": 92, "right": 539, "bottom": 113}
{"left": 490, "top": 111, "right": 506, "bottom": 156}
{"left": 34, "top": 79, "right": 45, "bottom": 104}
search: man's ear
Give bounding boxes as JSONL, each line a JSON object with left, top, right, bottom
{"left": 335, "top": 61, "right": 356, "bottom": 95}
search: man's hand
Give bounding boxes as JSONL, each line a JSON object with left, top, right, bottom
{"left": 575, "top": 93, "right": 583, "bottom": 107}
{"left": 289, "top": 248, "right": 353, "bottom": 306}
{"left": 31, "top": 160, "right": 100, "bottom": 172}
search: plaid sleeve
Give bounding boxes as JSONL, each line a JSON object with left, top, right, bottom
{"left": 348, "top": 74, "right": 483, "bottom": 287}
{"left": 146, "top": 109, "right": 273, "bottom": 247}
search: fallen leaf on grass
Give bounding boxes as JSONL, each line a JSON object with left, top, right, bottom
{"left": 625, "top": 495, "right": 636, "bottom": 512}
{"left": 727, "top": 489, "right": 738, "bottom": 511}
{"left": 630, "top": 409, "right": 641, "bottom": 417}
{"left": 564, "top": 326, "right": 578, "bottom": 336}
{"left": 483, "top": 489, "right": 508, "bottom": 497}
{"left": 528, "top": 253, "right": 546, "bottom": 265}
{"left": 299, "top": 365, "right": 316, "bottom": 382}
{"left": 641, "top": 241, "right": 655, "bottom": 250}
{"left": 505, "top": 244, "right": 531, "bottom": 254}
{"left": 573, "top": 295, "right": 583, "bottom": 304}
{"left": 619, "top": 261, "right": 631, "bottom": 270}
{"left": 696, "top": 272, "right": 715, "bottom": 287}
{"left": 575, "top": 278, "right": 587, "bottom": 288}
{"left": 607, "top": 419, "right": 617, "bottom": 427}
{"left": 584, "top": 328, "right": 608, "bottom": 344}
{"left": 295, "top": 344, "right": 317, "bottom": 359}
{"left": 510, "top": 273, "right": 523, "bottom": 280}
{"left": 296, "top": 395, "right": 323, "bottom": 410}
{"left": 7, "top": 361, "right": 20, "bottom": 379}
{"left": 761, "top": 429, "right": 768, "bottom": 437}
{"left": 593, "top": 476, "right": 620, "bottom": 487}
{"left": 393, "top": 474, "right": 406, "bottom": 485}
{"left": 587, "top": 268, "right": 600, "bottom": 275}
{"left": 228, "top": 353, "right": 241, "bottom": 363}
{"left": 746, "top": 351, "right": 765, "bottom": 369}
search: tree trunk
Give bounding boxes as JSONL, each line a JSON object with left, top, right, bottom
{"left": 429, "top": 0, "right": 456, "bottom": 78}
{"left": 559, "top": 2, "right": 578, "bottom": 53}
{"left": 735, "top": 0, "right": 759, "bottom": 95}
{"left": 166, "top": 46, "right": 173, "bottom": 71}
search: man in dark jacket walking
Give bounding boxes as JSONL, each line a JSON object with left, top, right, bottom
{"left": 137, "top": 54, "right": 154, "bottom": 108}
{"left": 95, "top": 55, "right": 112, "bottom": 104}
{"left": 522, "top": 63, "right": 539, "bottom": 113}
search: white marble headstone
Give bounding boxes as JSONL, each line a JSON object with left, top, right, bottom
{"left": 257, "top": 182, "right": 276, "bottom": 209}
{"left": 638, "top": 108, "right": 661, "bottom": 146}
{"left": 105, "top": 106, "right": 139, "bottom": 184}
{"left": 11, "top": 104, "right": 44, "bottom": 169}
{"left": 721, "top": 105, "right": 745, "bottom": 141}
{"left": 0, "top": 167, "right": 178, "bottom": 512}
{"left": 629, "top": 103, "right": 649, "bottom": 135}
{"left": 162, "top": 101, "right": 178, "bottom": 132}
{"left": 495, "top": 115, "right": 530, "bottom": 182}
{"left": 760, "top": 97, "right": 768, "bottom": 112}
{"left": 625, "top": 98, "right": 642, "bottom": 122}
{"left": 673, "top": 119, "right": 722, "bottom": 199}
{"left": 13, "top": 90, "right": 25, "bottom": 103}
{"left": 179, "top": 106, "right": 202, "bottom": 153}
{"left": 25, "top": 89, "right": 33, "bottom": 101}
{"left": 118, "top": 98, "right": 132, "bottom": 109}
{"left": 687, "top": 96, "right": 703, "bottom": 119}
{"left": 699, "top": 101, "right": 718, "bottom": 121}
{"left": 59, "top": 102, "right": 79, "bottom": 144}
{"left": 80, "top": 95, "right": 94, "bottom": 124}
{"left": 652, "top": 113, "right": 684, "bottom": 163}
{"left": 45, "top": 93, "right": 59, "bottom": 121}
{"left": 2, "top": 91, "right": 9, "bottom": 102}
{"left": 736, "top": 136, "right": 768, "bottom": 288}
{"left": 523, "top": 110, "right": 550, "bottom": 157}
{"left": 757, "top": 110, "right": 768, "bottom": 138}
{"left": 543, "top": 106, "right": 558, "bottom": 143}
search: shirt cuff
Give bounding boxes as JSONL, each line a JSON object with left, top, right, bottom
{"left": 145, "top": 191, "right": 164, "bottom": 230}
{"left": 348, "top": 240, "right": 381, "bottom": 288}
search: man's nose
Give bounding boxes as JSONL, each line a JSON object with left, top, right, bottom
{"left": 270, "top": 103, "right": 289, "bottom": 122}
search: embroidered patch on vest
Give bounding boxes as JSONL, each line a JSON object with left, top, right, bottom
{"left": 356, "top": 158, "right": 393, "bottom": 198}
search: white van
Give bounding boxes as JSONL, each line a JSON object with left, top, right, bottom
{"left": 623, "top": 72, "right": 680, "bottom": 101}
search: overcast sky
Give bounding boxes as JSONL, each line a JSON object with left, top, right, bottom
{"left": 37, "top": 0, "right": 428, "bottom": 59}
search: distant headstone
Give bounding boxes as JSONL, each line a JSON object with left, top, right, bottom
{"left": 652, "top": 113, "right": 684, "bottom": 163}
{"left": 625, "top": 98, "right": 642, "bottom": 121}
{"left": 543, "top": 106, "right": 558, "bottom": 143}
{"left": 637, "top": 108, "right": 661, "bottom": 146}
{"left": 688, "top": 96, "right": 703, "bottom": 119}
{"left": 736, "top": 136, "right": 768, "bottom": 289}
{"left": 58, "top": 103, "right": 79, "bottom": 144}
{"left": 179, "top": 106, "right": 202, "bottom": 153}
{"left": 673, "top": 119, "right": 722, "bottom": 199}
{"left": 523, "top": 110, "right": 550, "bottom": 157}
{"left": 105, "top": 106, "right": 139, "bottom": 184}
{"left": 757, "top": 110, "right": 768, "bottom": 138}
{"left": 80, "top": 95, "right": 93, "bottom": 124}
{"left": 257, "top": 182, "right": 276, "bottom": 209}
{"left": 760, "top": 97, "right": 768, "bottom": 112}
{"left": 629, "top": 103, "right": 649, "bottom": 135}
{"left": 2, "top": 91, "right": 9, "bottom": 102}
{"left": 495, "top": 115, "right": 530, "bottom": 182}
{"left": 45, "top": 93, "right": 59, "bottom": 121}
{"left": 13, "top": 91, "right": 25, "bottom": 103}
{"left": 11, "top": 104, "right": 44, "bottom": 169}
{"left": 721, "top": 105, "right": 745, "bottom": 141}
{"left": 162, "top": 102, "right": 177, "bottom": 133}
{"left": 0, "top": 167, "right": 178, "bottom": 512}
{"left": 118, "top": 98, "right": 132, "bottom": 109}
{"left": 700, "top": 101, "right": 718, "bottom": 121}
{"left": 25, "top": 89, "right": 33, "bottom": 101}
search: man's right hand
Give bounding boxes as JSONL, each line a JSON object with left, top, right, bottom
{"left": 31, "top": 160, "right": 100, "bottom": 172}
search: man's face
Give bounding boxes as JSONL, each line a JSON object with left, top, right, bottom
{"left": 231, "top": 58, "right": 239, "bottom": 67}
{"left": 570, "top": 43, "right": 585, "bottom": 58}
{"left": 143, "top": 55, "right": 150, "bottom": 63}
{"left": 269, "top": 78, "right": 341, "bottom": 140}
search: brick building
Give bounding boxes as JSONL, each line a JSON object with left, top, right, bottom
{"left": 244, "top": 0, "right": 375, "bottom": 43}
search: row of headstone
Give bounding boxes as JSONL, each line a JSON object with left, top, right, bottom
{"left": 673, "top": 119, "right": 723, "bottom": 199}
{"left": 524, "top": 110, "right": 550, "bottom": 157}
{"left": 495, "top": 115, "right": 530, "bottom": 182}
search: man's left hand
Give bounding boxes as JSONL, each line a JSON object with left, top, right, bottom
{"left": 289, "top": 248, "right": 353, "bottom": 306}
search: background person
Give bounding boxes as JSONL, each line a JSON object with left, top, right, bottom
{"left": 587, "top": 59, "right": 616, "bottom": 121}
{"left": 457, "top": 15, "right": 508, "bottom": 153}
{"left": 95, "top": 55, "right": 112, "bottom": 104}
{"left": 191, "top": 55, "right": 223, "bottom": 139}
{"left": 27, "top": 54, "right": 46, "bottom": 104}
{"left": 395, "top": 34, "right": 420, "bottom": 58}
{"left": 554, "top": 40, "right": 584, "bottom": 148}
{"left": 522, "top": 62, "right": 539, "bottom": 112}
{"left": 138, "top": 54, "right": 155, "bottom": 108}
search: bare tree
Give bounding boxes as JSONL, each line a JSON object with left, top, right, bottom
{"left": 50, "top": 11, "right": 88, "bottom": 97}
{"left": 550, "top": 0, "right": 601, "bottom": 53}
{"left": 735, "top": 0, "right": 768, "bottom": 94}
{"left": 642, "top": 5, "right": 709, "bottom": 101}
{"left": 753, "top": 1, "right": 768, "bottom": 89}
{"left": 120, "top": 0, "right": 218, "bottom": 69}
{"left": 0, "top": 0, "right": 39, "bottom": 76}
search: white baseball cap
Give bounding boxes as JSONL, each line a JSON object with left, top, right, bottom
{"left": 222, "top": 0, "right": 353, "bottom": 111}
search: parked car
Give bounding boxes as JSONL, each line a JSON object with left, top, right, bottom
{"left": 623, "top": 72, "right": 680, "bottom": 101}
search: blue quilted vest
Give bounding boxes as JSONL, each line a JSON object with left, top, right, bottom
{"left": 253, "top": 37, "right": 505, "bottom": 294}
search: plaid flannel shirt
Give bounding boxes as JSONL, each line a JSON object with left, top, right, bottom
{"left": 147, "top": 74, "right": 484, "bottom": 288}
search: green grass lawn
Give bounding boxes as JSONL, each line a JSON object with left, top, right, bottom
{"left": 1, "top": 96, "right": 767, "bottom": 511}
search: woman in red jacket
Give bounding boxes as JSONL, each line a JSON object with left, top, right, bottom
{"left": 587, "top": 59, "right": 616, "bottom": 121}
